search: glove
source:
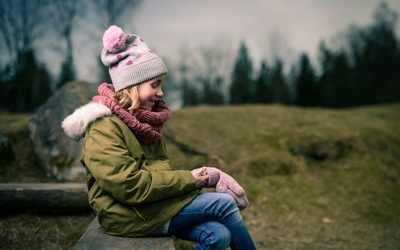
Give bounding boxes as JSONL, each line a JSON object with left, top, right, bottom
{"left": 206, "top": 167, "right": 249, "bottom": 210}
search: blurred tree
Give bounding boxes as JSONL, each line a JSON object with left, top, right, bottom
{"left": 202, "top": 76, "right": 224, "bottom": 105}
{"left": 295, "top": 53, "right": 319, "bottom": 106}
{"left": 181, "top": 78, "right": 201, "bottom": 107}
{"left": 193, "top": 40, "right": 232, "bottom": 105}
{"left": 266, "top": 30, "right": 296, "bottom": 68}
{"left": 33, "top": 66, "right": 53, "bottom": 109}
{"left": 254, "top": 60, "right": 272, "bottom": 103}
{"left": 230, "top": 41, "right": 254, "bottom": 104}
{"left": 87, "top": 0, "right": 142, "bottom": 30}
{"left": 0, "top": 0, "right": 51, "bottom": 112}
{"left": 48, "top": 0, "right": 80, "bottom": 88}
{"left": 178, "top": 54, "right": 201, "bottom": 107}
{"left": 263, "top": 30, "right": 294, "bottom": 105}
{"left": 270, "top": 59, "right": 291, "bottom": 104}
{"left": 0, "top": 0, "right": 43, "bottom": 71}
{"left": 176, "top": 39, "right": 232, "bottom": 107}
{"left": 10, "top": 50, "right": 52, "bottom": 112}
{"left": 347, "top": 2, "right": 400, "bottom": 105}
{"left": 318, "top": 43, "right": 352, "bottom": 107}
{"left": 0, "top": 66, "right": 12, "bottom": 111}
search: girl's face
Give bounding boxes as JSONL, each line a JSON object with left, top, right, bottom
{"left": 136, "top": 74, "right": 166, "bottom": 110}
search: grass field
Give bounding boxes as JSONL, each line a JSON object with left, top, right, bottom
{"left": 1, "top": 103, "right": 399, "bottom": 249}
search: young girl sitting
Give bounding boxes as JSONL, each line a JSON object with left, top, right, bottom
{"left": 62, "top": 25, "right": 256, "bottom": 250}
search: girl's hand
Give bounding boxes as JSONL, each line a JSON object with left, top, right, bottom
{"left": 191, "top": 167, "right": 209, "bottom": 189}
{"left": 205, "top": 167, "right": 249, "bottom": 210}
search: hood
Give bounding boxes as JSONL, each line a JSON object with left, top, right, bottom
{"left": 62, "top": 102, "right": 112, "bottom": 141}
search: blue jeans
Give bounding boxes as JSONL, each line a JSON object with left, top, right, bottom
{"left": 168, "top": 193, "right": 256, "bottom": 250}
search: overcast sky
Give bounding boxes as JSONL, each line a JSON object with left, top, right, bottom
{"left": 77, "top": 0, "right": 400, "bottom": 82}
{"left": 135, "top": 1, "right": 400, "bottom": 63}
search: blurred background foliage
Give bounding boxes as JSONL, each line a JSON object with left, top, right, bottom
{"left": 0, "top": 1, "right": 399, "bottom": 113}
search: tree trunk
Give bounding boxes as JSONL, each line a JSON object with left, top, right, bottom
{"left": 0, "top": 183, "right": 90, "bottom": 213}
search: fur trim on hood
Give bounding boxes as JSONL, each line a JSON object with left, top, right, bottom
{"left": 62, "top": 102, "right": 112, "bottom": 141}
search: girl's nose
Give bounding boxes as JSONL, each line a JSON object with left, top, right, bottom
{"left": 156, "top": 88, "right": 163, "bottom": 97}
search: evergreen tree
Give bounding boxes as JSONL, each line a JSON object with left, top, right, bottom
{"left": 178, "top": 58, "right": 201, "bottom": 107}
{"left": 347, "top": 2, "right": 400, "bottom": 105}
{"left": 254, "top": 60, "right": 272, "bottom": 103}
{"left": 10, "top": 51, "right": 34, "bottom": 112}
{"left": 295, "top": 53, "right": 319, "bottom": 106}
{"left": 0, "top": 67, "right": 11, "bottom": 111}
{"left": 318, "top": 43, "right": 352, "bottom": 108}
{"left": 229, "top": 42, "right": 254, "bottom": 104}
{"left": 194, "top": 40, "right": 231, "bottom": 105}
{"left": 181, "top": 78, "right": 201, "bottom": 107}
{"left": 9, "top": 50, "right": 52, "bottom": 112}
{"left": 33, "top": 66, "right": 52, "bottom": 108}
{"left": 202, "top": 77, "right": 224, "bottom": 105}
{"left": 270, "top": 60, "right": 290, "bottom": 104}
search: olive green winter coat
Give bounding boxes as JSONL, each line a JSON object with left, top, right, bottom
{"left": 81, "top": 114, "right": 198, "bottom": 237}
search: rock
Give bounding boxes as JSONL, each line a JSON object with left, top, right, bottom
{"left": 0, "top": 133, "right": 15, "bottom": 166}
{"left": 29, "top": 82, "right": 97, "bottom": 181}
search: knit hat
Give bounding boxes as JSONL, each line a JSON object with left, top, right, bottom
{"left": 101, "top": 25, "right": 168, "bottom": 92}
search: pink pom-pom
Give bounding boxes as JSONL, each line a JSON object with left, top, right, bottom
{"left": 103, "top": 25, "right": 126, "bottom": 53}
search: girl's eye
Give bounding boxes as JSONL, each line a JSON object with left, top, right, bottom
{"left": 151, "top": 81, "right": 162, "bottom": 89}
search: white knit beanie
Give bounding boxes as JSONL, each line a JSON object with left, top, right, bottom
{"left": 101, "top": 25, "right": 168, "bottom": 92}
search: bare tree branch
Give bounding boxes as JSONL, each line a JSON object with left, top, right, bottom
{"left": 192, "top": 37, "right": 234, "bottom": 104}
{"left": 88, "top": 0, "right": 143, "bottom": 30}
{"left": 0, "top": 0, "right": 47, "bottom": 72}
{"left": 47, "top": 0, "right": 82, "bottom": 85}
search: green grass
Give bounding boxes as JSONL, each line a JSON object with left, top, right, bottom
{"left": 165, "top": 103, "right": 400, "bottom": 249}
{"left": 0, "top": 113, "right": 49, "bottom": 182}
{"left": 0, "top": 213, "right": 94, "bottom": 249}
{"left": 1, "top": 103, "right": 399, "bottom": 249}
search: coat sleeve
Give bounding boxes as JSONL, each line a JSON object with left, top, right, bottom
{"left": 81, "top": 118, "right": 197, "bottom": 205}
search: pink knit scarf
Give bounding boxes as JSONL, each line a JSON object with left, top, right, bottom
{"left": 92, "top": 83, "right": 171, "bottom": 144}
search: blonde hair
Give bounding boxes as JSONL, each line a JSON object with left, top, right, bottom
{"left": 113, "top": 85, "right": 140, "bottom": 113}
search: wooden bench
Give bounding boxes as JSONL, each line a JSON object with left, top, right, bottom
{"left": 74, "top": 217, "right": 175, "bottom": 250}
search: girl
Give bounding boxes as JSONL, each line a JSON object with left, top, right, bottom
{"left": 62, "top": 25, "right": 256, "bottom": 250}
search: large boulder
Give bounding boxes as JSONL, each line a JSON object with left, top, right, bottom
{"left": 29, "top": 82, "right": 97, "bottom": 181}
